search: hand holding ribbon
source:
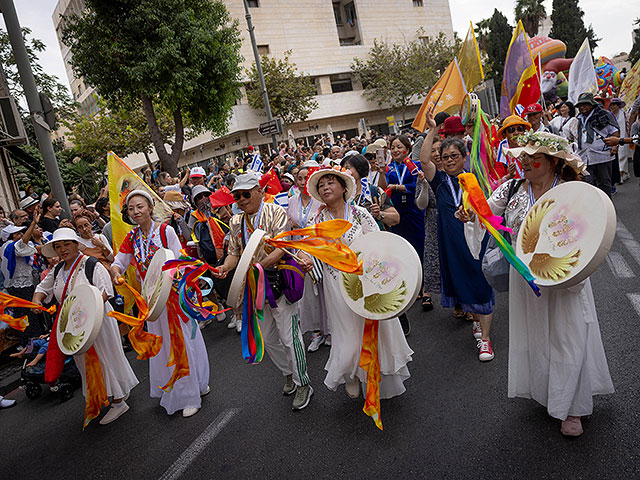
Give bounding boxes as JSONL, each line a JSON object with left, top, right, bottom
{"left": 0, "top": 292, "right": 56, "bottom": 331}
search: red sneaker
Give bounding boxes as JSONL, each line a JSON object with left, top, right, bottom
{"left": 477, "top": 340, "right": 494, "bottom": 362}
{"left": 472, "top": 321, "right": 482, "bottom": 340}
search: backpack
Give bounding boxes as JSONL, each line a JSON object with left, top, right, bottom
{"left": 54, "top": 255, "right": 99, "bottom": 284}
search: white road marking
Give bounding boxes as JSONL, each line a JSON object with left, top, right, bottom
{"left": 627, "top": 294, "right": 640, "bottom": 318}
{"left": 158, "top": 408, "right": 240, "bottom": 480}
{"left": 616, "top": 221, "right": 640, "bottom": 268}
{"left": 606, "top": 251, "right": 635, "bottom": 278}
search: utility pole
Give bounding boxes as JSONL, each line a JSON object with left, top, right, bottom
{"left": 243, "top": 0, "right": 278, "bottom": 151}
{"left": 0, "top": 0, "right": 70, "bottom": 217}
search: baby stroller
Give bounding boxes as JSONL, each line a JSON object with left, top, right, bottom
{"left": 19, "top": 338, "right": 81, "bottom": 402}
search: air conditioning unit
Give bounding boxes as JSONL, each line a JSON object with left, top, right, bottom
{"left": 0, "top": 96, "right": 27, "bottom": 146}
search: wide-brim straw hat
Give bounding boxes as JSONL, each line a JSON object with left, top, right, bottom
{"left": 306, "top": 166, "right": 356, "bottom": 204}
{"left": 504, "top": 131, "right": 587, "bottom": 175}
{"left": 497, "top": 115, "right": 532, "bottom": 138}
{"left": 41, "top": 227, "right": 86, "bottom": 258}
{"left": 163, "top": 190, "right": 190, "bottom": 210}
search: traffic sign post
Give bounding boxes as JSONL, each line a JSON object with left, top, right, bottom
{"left": 258, "top": 118, "right": 283, "bottom": 136}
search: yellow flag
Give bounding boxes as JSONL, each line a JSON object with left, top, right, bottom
{"left": 458, "top": 21, "right": 485, "bottom": 91}
{"left": 411, "top": 58, "right": 467, "bottom": 132}
{"left": 620, "top": 58, "right": 640, "bottom": 107}
{"left": 107, "top": 151, "right": 173, "bottom": 254}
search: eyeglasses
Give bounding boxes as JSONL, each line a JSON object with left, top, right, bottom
{"left": 441, "top": 153, "right": 462, "bottom": 161}
{"left": 506, "top": 125, "right": 527, "bottom": 134}
{"left": 232, "top": 191, "right": 252, "bottom": 201}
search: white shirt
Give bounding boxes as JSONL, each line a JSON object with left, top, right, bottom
{"left": 0, "top": 239, "right": 36, "bottom": 289}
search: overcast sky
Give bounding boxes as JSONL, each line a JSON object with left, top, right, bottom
{"left": 1, "top": 0, "right": 638, "bottom": 96}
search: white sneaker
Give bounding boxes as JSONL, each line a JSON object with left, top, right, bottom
{"left": 217, "top": 311, "right": 227, "bottom": 322}
{"left": 182, "top": 407, "right": 200, "bottom": 417}
{"left": 99, "top": 402, "right": 129, "bottom": 425}
{"left": 0, "top": 397, "right": 16, "bottom": 408}
{"left": 227, "top": 315, "right": 237, "bottom": 329}
{"left": 235, "top": 318, "right": 242, "bottom": 333}
{"left": 324, "top": 334, "right": 331, "bottom": 347}
{"left": 307, "top": 332, "right": 325, "bottom": 352}
{"left": 199, "top": 317, "right": 214, "bottom": 330}
{"left": 201, "top": 385, "right": 211, "bottom": 397}
{"left": 345, "top": 378, "right": 360, "bottom": 399}
{"left": 472, "top": 321, "right": 482, "bottom": 340}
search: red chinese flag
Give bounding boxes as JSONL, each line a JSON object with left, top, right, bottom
{"left": 209, "top": 185, "right": 235, "bottom": 208}
{"left": 260, "top": 169, "right": 282, "bottom": 195}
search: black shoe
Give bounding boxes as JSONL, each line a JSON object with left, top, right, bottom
{"left": 399, "top": 313, "right": 410, "bottom": 336}
{"left": 422, "top": 295, "right": 434, "bottom": 312}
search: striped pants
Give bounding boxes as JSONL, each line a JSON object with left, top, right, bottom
{"left": 262, "top": 297, "right": 310, "bottom": 387}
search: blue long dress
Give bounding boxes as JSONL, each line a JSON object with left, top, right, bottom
{"left": 428, "top": 170, "right": 494, "bottom": 314}
{"left": 385, "top": 160, "right": 425, "bottom": 264}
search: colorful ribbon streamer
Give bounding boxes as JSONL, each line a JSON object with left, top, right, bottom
{"left": 83, "top": 345, "right": 109, "bottom": 429}
{"left": 469, "top": 105, "right": 502, "bottom": 197}
{"left": 359, "top": 319, "right": 382, "bottom": 430}
{"left": 163, "top": 296, "right": 190, "bottom": 392}
{"left": 241, "top": 264, "right": 266, "bottom": 364}
{"left": 107, "top": 280, "right": 163, "bottom": 360}
{"left": 266, "top": 219, "right": 363, "bottom": 274}
{"left": 0, "top": 291, "right": 56, "bottom": 331}
{"left": 458, "top": 172, "right": 541, "bottom": 296}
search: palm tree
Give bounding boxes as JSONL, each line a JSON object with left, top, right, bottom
{"left": 515, "top": 0, "right": 547, "bottom": 37}
{"left": 475, "top": 18, "right": 491, "bottom": 51}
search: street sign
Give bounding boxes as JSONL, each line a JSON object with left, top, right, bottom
{"left": 258, "top": 118, "right": 283, "bottom": 136}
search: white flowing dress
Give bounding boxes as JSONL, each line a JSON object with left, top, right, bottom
{"left": 113, "top": 224, "right": 210, "bottom": 415}
{"left": 36, "top": 256, "right": 139, "bottom": 400}
{"left": 466, "top": 180, "right": 614, "bottom": 420}
{"left": 286, "top": 193, "right": 328, "bottom": 334}
{"left": 317, "top": 204, "right": 413, "bottom": 398}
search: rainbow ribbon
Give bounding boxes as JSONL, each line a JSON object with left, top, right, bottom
{"left": 469, "top": 105, "right": 500, "bottom": 197}
{"left": 241, "top": 264, "right": 266, "bottom": 364}
{"left": 458, "top": 172, "right": 541, "bottom": 297}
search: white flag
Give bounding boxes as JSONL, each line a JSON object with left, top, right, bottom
{"left": 248, "top": 153, "right": 263, "bottom": 173}
{"left": 567, "top": 39, "right": 598, "bottom": 104}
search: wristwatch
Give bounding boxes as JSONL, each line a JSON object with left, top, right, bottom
{"left": 380, "top": 212, "right": 385, "bottom": 220}
{"left": 619, "top": 138, "right": 625, "bottom": 145}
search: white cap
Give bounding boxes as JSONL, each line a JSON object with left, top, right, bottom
{"left": 190, "top": 166, "right": 206, "bottom": 177}
{"left": 230, "top": 173, "right": 261, "bottom": 192}
{"left": 1, "top": 224, "right": 26, "bottom": 242}
{"left": 41, "top": 228, "right": 86, "bottom": 258}
{"left": 124, "top": 189, "right": 154, "bottom": 207}
{"left": 191, "top": 185, "right": 212, "bottom": 201}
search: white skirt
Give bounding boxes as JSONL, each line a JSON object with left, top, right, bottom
{"left": 508, "top": 269, "right": 614, "bottom": 420}
{"left": 323, "top": 268, "right": 413, "bottom": 399}
{"left": 147, "top": 308, "right": 210, "bottom": 415}
{"left": 75, "top": 303, "right": 139, "bottom": 400}
{"left": 299, "top": 275, "right": 328, "bottom": 334}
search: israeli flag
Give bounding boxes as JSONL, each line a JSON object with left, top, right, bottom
{"left": 248, "top": 153, "right": 263, "bottom": 172}
{"left": 514, "top": 104, "right": 525, "bottom": 117}
{"left": 274, "top": 192, "right": 289, "bottom": 208}
{"left": 360, "top": 177, "right": 372, "bottom": 202}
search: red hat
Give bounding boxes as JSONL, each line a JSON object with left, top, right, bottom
{"left": 439, "top": 116, "right": 465, "bottom": 135}
{"left": 247, "top": 145, "right": 254, "bottom": 151}
{"left": 524, "top": 103, "right": 543, "bottom": 116}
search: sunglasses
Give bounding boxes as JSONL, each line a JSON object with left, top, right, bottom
{"left": 506, "top": 125, "right": 527, "bottom": 134}
{"left": 232, "top": 191, "right": 252, "bottom": 201}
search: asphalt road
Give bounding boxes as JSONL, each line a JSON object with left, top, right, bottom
{"left": 3, "top": 180, "right": 640, "bottom": 480}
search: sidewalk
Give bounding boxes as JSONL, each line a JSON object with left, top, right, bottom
{"left": 0, "top": 351, "right": 23, "bottom": 396}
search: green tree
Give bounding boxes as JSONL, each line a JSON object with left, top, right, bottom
{"left": 0, "top": 27, "right": 75, "bottom": 135}
{"left": 629, "top": 18, "right": 640, "bottom": 66}
{"left": 247, "top": 50, "right": 318, "bottom": 125}
{"left": 483, "top": 10, "right": 513, "bottom": 94}
{"left": 351, "top": 31, "right": 458, "bottom": 122}
{"left": 549, "top": 0, "right": 600, "bottom": 58}
{"left": 515, "top": 0, "right": 547, "bottom": 37}
{"left": 66, "top": 95, "right": 175, "bottom": 168}
{"left": 474, "top": 18, "right": 491, "bottom": 51}
{"left": 62, "top": 0, "right": 243, "bottom": 177}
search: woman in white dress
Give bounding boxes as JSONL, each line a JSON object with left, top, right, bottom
{"left": 32, "top": 228, "right": 139, "bottom": 425}
{"left": 111, "top": 190, "right": 210, "bottom": 418}
{"left": 303, "top": 167, "right": 413, "bottom": 400}
{"left": 460, "top": 132, "right": 614, "bottom": 437}
{"left": 286, "top": 162, "right": 328, "bottom": 352}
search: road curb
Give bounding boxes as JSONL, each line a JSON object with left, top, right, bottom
{"left": 0, "top": 371, "right": 21, "bottom": 396}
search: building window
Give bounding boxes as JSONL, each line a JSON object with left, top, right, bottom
{"left": 247, "top": 0, "right": 259, "bottom": 7}
{"left": 257, "top": 44, "right": 270, "bottom": 55}
{"left": 333, "top": 0, "right": 362, "bottom": 46}
{"left": 330, "top": 74, "right": 353, "bottom": 93}
{"left": 413, "top": 0, "right": 424, "bottom": 6}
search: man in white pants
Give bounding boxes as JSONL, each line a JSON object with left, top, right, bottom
{"left": 215, "top": 173, "right": 312, "bottom": 411}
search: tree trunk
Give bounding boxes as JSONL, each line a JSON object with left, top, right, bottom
{"left": 140, "top": 93, "right": 184, "bottom": 177}
{"left": 143, "top": 150, "right": 154, "bottom": 171}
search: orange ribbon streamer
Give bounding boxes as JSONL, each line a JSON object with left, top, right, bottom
{"left": 107, "top": 281, "right": 162, "bottom": 360}
{"left": 359, "top": 319, "right": 382, "bottom": 430}
{"left": 266, "top": 219, "right": 363, "bottom": 274}
{"left": 0, "top": 291, "right": 56, "bottom": 331}
{"left": 83, "top": 345, "right": 109, "bottom": 429}
{"left": 163, "top": 295, "right": 190, "bottom": 392}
